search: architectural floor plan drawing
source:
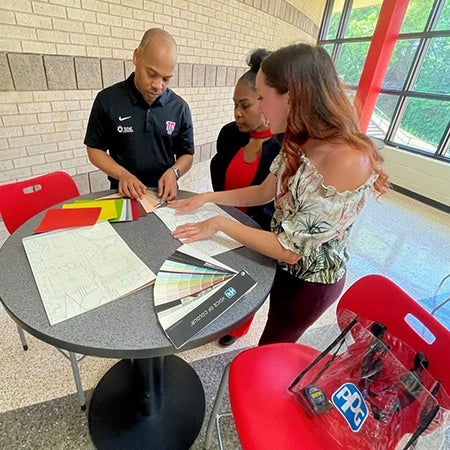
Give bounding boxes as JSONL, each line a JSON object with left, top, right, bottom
{"left": 23, "top": 221, "right": 156, "bottom": 325}
{"left": 154, "top": 202, "right": 243, "bottom": 256}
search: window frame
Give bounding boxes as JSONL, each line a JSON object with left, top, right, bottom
{"left": 318, "top": 0, "right": 450, "bottom": 162}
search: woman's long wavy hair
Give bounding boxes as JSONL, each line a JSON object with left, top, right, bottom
{"left": 260, "top": 43, "right": 389, "bottom": 197}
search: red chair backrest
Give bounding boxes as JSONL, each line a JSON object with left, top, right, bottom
{"left": 337, "top": 274, "right": 450, "bottom": 400}
{"left": 0, "top": 171, "right": 80, "bottom": 233}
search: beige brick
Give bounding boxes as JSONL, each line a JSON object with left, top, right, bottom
{"left": 33, "top": 91, "right": 65, "bottom": 101}
{"left": 0, "top": 91, "right": 33, "bottom": 103}
{"left": 58, "top": 140, "right": 83, "bottom": 150}
{"left": 23, "top": 123, "right": 55, "bottom": 136}
{"left": 2, "top": 24, "right": 37, "bottom": 40}
{"left": 53, "top": 18, "right": 83, "bottom": 33}
{"left": 188, "top": 3, "right": 203, "bottom": 14}
{"left": 56, "top": 44, "right": 86, "bottom": 56}
{"left": 98, "top": 36, "right": 123, "bottom": 49}
{"left": 112, "top": 49, "right": 131, "bottom": 60}
{"left": 0, "top": 145, "right": 27, "bottom": 158}
{"left": 32, "top": 2, "right": 67, "bottom": 18}
{"left": 0, "top": 126, "right": 22, "bottom": 139}
{"left": 0, "top": 104, "right": 18, "bottom": 115}
{"left": 109, "top": 4, "right": 133, "bottom": 17}
{"left": 13, "top": 155, "right": 45, "bottom": 168}
{"left": 18, "top": 102, "right": 51, "bottom": 114}
{"left": 164, "top": 5, "right": 180, "bottom": 17}
{"left": 27, "top": 142, "right": 58, "bottom": 155}
{"left": 9, "top": 134, "right": 42, "bottom": 147}
{"left": 111, "top": 27, "right": 135, "bottom": 39}
{"left": 0, "top": 139, "right": 9, "bottom": 150}
{"left": 64, "top": 90, "right": 94, "bottom": 100}
{"left": 70, "top": 33, "right": 98, "bottom": 46}
{"left": 1, "top": 0, "right": 32, "bottom": 12}
{"left": 143, "top": 1, "right": 162, "bottom": 13}
{"left": 84, "top": 22, "right": 111, "bottom": 36}
{"left": 51, "top": 0, "right": 82, "bottom": 7}
{"left": 0, "top": 167, "right": 32, "bottom": 182}
{"left": 16, "top": 12, "right": 53, "bottom": 28}
{"left": 45, "top": 149, "right": 74, "bottom": 162}
{"left": 87, "top": 47, "right": 113, "bottom": 58}
{"left": 67, "top": 7, "right": 96, "bottom": 23}
{"left": 55, "top": 120, "right": 82, "bottom": 132}
{"left": 62, "top": 156, "right": 88, "bottom": 169}
{"left": 37, "top": 29, "right": 70, "bottom": 43}
{"left": 79, "top": 99, "right": 95, "bottom": 110}
{"left": 96, "top": 13, "right": 122, "bottom": 27}
{"left": 0, "top": 38, "right": 22, "bottom": 53}
{"left": 0, "top": 160, "right": 14, "bottom": 171}
{"left": 38, "top": 111, "right": 69, "bottom": 123}
{"left": 32, "top": 161, "right": 63, "bottom": 174}
{"left": 121, "top": 0, "right": 143, "bottom": 8}
{"left": 3, "top": 114, "right": 38, "bottom": 127}
{"left": 70, "top": 129, "right": 85, "bottom": 140}
{"left": 153, "top": 13, "right": 172, "bottom": 25}
{"left": 133, "top": 9, "right": 154, "bottom": 22}
{"left": 73, "top": 147, "right": 88, "bottom": 157}
{"left": 122, "top": 18, "right": 144, "bottom": 30}
{"left": 41, "top": 131, "right": 71, "bottom": 143}
{"left": 172, "top": 17, "right": 188, "bottom": 29}
{"left": 81, "top": 0, "right": 109, "bottom": 13}
{"left": 51, "top": 100, "right": 80, "bottom": 111}
{"left": 0, "top": 10, "right": 17, "bottom": 24}
{"left": 21, "top": 41, "right": 57, "bottom": 54}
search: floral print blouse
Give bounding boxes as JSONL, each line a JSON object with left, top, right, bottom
{"left": 270, "top": 153, "right": 377, "bottom": 284}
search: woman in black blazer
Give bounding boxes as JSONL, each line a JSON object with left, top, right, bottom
{"left": 210, "top": 49, "right": 281, "bottom": 346}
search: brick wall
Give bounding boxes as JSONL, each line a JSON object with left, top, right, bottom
{"left": 0, "top": 0, "right": 325, "bottom": 194}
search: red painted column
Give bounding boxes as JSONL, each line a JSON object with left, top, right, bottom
{"left": 355, "top": 0, "right": 410, "bottom": 132}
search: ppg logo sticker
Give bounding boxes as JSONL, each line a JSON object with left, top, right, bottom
{"left": 332, "top": 383, "right": 368, "bottom": 432}
{"left": 224, "top": 287, "right": 236, "bottom": 299}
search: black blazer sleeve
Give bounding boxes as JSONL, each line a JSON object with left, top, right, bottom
{"left": 210, "top": 122, "right": 249, "bottom": 191}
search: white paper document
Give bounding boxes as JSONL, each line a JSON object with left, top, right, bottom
{"left": 154, "top": 202, "right": 243, "bottom": 256}
{"left": 23, "top": 221, "right": 156, "bottom": 325}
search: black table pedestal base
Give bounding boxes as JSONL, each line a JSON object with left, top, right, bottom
{"left": 88, "top": 356, "right": 205, "bottom": 450}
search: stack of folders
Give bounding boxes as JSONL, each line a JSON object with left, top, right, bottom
{"left": 33, "top": 190, "right": 161, "bottom": 235}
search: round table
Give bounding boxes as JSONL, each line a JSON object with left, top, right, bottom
{"left": 0, "top": 190, "right": 276, "bottom": 449}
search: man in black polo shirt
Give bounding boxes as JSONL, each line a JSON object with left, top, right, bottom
{"left": 84, "top": 28, "right": 194, "bottom": 202}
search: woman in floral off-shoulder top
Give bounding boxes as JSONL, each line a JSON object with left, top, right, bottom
{"left": 169, "top": 43, "right": 390, "bottom": 345}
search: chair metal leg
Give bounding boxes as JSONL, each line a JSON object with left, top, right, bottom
{"left": 17, "top": 325, "right": 28, "bottom": 351}
{"left": 204, "top": 363, "right": 231, "bottom": 450}
{"left": 69, "top": 351, "right": 86, "bottom": 411}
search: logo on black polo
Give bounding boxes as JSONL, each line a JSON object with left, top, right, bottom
{"left": 117, "top": 125, "right": 134, "bottom": 133}
{"left": 166, "top": 121, "right": 176, "bottom": 135}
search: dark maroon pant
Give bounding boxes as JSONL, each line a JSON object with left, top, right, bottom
{"left": 258, "top": 267, "right": 346, "bottom": 346}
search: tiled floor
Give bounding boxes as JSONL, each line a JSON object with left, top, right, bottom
{"left": 1, "top": 161, "right": 449, "bottom": 448}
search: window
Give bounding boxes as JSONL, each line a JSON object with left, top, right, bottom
{"left": 318, "top": 0, "right": 450, "bottom": 163}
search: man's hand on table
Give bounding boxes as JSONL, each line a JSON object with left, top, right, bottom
{"left": 118, "top": 171, "right": 147, "bottom": 200}
{"left": 158, "top": 169, "right": 179, "bottom": 203}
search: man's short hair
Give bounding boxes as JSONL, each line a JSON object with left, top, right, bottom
{"left": 138, "top": 28, "right": 177, "bottom": 50}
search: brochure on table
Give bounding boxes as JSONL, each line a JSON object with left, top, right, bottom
{"left": 154, "top": 245, "right": 257, "bottom": 349}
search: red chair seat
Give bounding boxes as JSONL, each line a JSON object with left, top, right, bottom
{"left": 229, "top": 343, "right": 326, "bottom": 450}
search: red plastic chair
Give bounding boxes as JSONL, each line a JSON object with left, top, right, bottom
{"left": 0, "top": 172, "right": 87, "bottom": 410}
{"left": 204, "top": 274, "right": 450, "bottom": 449}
